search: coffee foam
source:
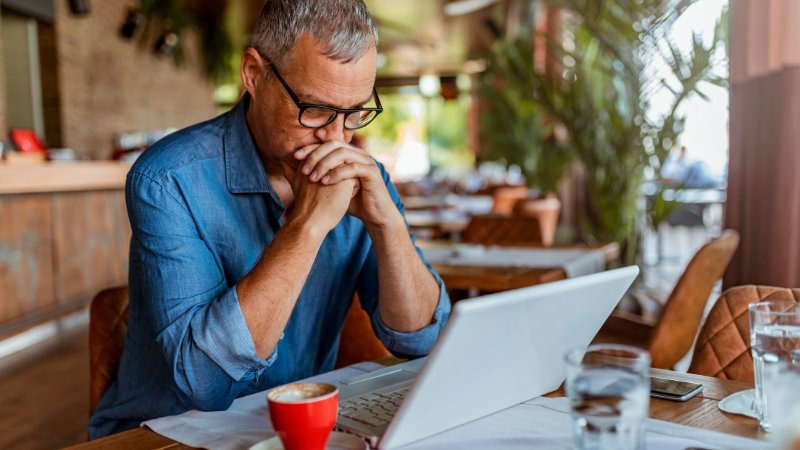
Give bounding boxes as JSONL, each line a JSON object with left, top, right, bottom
{"left": 268, "top": 383, "right": 337, "bottom": 403}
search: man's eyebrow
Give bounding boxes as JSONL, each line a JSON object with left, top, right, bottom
{"left": 298, "top": 92, "right": 374, "bottom": 109}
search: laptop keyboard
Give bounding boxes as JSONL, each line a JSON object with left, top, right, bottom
{"left": 338, "top": 386, "right": 410, "bottom": 428}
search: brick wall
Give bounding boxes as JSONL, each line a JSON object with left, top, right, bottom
{"left": 52, "top": 0, "right": 217, "bottom": 159}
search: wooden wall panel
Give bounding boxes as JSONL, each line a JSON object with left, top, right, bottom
{"left": 51, "top": 190, "right": 130, "bottom": 305}
{"left": 0, "top": 195, "right": 55, "bottom": 325}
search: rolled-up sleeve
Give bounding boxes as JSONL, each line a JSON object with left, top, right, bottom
{"left": 370, "top": 270, "right": 450, "bottom": 357}
{"left": 127, "top": 171, "right": 274, "bottom": 403}
{"left": 357, "top": 165, "right": 451, "bottom": 357}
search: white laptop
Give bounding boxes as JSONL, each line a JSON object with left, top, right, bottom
{"left": 334, "top": 265, "right": 639, "bottom": 449}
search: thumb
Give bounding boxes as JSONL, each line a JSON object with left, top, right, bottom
{"left": 281, "top": 163, "right": 297, "bottom": 182}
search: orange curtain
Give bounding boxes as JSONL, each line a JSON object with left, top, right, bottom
{"left": 725, "top": 0, "right": 800, "bottom": 287}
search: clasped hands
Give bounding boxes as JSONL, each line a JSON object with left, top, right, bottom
{"left": 282, "top": 141, "right": 401, "bottom": 233}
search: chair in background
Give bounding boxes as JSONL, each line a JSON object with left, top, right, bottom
{"left": 88, "top": 288, "right": 388, "bottom": 415}
{"left": 462, "top": 214, "right": 543, "bottom": 246}
{"left": 688, "top": 285, "right": 800, "bottom": 382}
{"left": 597, "top": 229, "right": 740, "bottom": 370}
{"left": 335, "top": 296, "right": 390, "bottom": 368}
{"left": 89, "top": 286, "right": 129, "bottom": 416}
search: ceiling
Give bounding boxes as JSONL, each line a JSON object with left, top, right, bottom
{"left": 228, "top": 0, "right": 523, "bottom": 78}
{"left": 368, "top": 0, "right": 472, "bottom": 76}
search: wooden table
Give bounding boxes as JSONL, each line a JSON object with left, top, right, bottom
{"left": 67, "top": 368, "right": 763, "bottom": 450}
{"left": 421, "top": 241, "right": 620, "bottom": 292}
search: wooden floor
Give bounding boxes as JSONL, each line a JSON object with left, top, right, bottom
{"left": 0, "top": 326, "right": 89, "bottom": 449}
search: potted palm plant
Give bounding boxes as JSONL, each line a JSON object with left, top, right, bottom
{"left": 479, "top": 0, "right": 727, "bottom": 261}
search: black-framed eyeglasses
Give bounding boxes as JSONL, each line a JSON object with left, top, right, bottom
{"left": 262, "top": 55, "right": 382, "bottom": 130}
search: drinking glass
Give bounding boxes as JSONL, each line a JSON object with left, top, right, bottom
{"left": 764, "top": 361, "right": 800, "bottom": 448}
{"left": 749, "top": 301, "right": 800, "bottom": 432}
{"left": 565, "top": 344, "right": 650, "bottom": 450}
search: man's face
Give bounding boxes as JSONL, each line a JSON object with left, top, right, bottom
{"left": 247, "top": 33, "right": 377, "bottom": 167}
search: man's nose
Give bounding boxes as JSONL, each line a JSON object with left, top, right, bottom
{"left": 314, "top": 113, "right": 347, "bottom": 142}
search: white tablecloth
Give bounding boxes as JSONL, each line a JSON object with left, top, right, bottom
{"left": 422, "top": 246, "right": 606, "bottom": 278}
{"left": 144, "top": 364, "right": 769, "bottom": 450}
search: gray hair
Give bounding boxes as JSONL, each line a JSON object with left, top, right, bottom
{"left": 250, "top": 0, "right": 379, "bottom": 72}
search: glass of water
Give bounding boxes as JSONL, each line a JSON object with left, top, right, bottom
{"left": 764, "top": 361, "right": 800, "bottom": 447}
{"left": 749, "top": 301, "right": 800, "bottom": 432}
{"left": 565, "top": 344, "right": 650, "bottom": 450}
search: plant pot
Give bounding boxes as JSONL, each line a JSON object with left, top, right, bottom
{"left": 512, "top": 193, "right": 561, "bottom": 246}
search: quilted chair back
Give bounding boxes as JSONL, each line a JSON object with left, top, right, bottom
{"left": 646, "top": 230, "right": 739, "bottom": 369}
{"left": 89, "top": 286, "right": 129, "bottom": 415}
{"left": 688, "top": 285, "right": 800, "bottom": 382}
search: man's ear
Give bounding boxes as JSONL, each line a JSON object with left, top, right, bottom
{"left": 241, "top": 48, "right": 265, "bottom": 100}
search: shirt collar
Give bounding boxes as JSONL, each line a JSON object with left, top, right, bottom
{"left": 223, "top": 93, "right": 277, "bottom": 197}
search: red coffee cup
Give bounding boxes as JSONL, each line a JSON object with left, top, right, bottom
{"left": 267, "top": 382, "right": 339, "bottom": 450}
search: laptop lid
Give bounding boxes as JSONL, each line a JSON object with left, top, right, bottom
{"left": 379, "top": 266, "right": 639, "bottom": 449}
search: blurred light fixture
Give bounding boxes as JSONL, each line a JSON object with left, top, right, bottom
{"left": 443, "top": 0, "right": 499, "bottom": 16}
{"left": 154, "top": 30, "right": 179, "bottom": 56}
{"left": 456, "top": 73, "right": 472, "bottom": 91}
{"left": 119, "top": 8, "right": 145, "bottom": 39}
{"left": 463, "top": 59, "right": 488, "bottom": 74}
{"left": 418, "top": 73, "right": 441, "bottom": 98}
{"left": 440, "top": 77, "right": 459, "bottom": 101}
{"left": 68, "top": 0, "right": 91, "bottom": 15}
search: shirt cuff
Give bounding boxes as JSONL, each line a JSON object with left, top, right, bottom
{"left": 191, "top": 286, "right": 279, "bottom": 381}
{"left": 372, "top": 275, "right": 451, "bottom": 357}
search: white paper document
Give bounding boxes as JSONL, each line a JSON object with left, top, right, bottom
{"left": 144, "top": 364, "right": 769, "bottom": 450}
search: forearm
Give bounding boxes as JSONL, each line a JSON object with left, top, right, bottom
{"left": 367, "top": 212, "right": 440, "bottom": 332}
{"left": 237, "top": 218, "right": 327, "bottom": 358}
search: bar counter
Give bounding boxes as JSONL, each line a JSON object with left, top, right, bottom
{"left": 0, "top": 162, "right": 132, "bottom": 338}
{"left": 0, "top": 161, "right": 130, "bottom": 194}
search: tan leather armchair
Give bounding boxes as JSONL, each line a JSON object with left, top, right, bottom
{"left": 89, "top": 286, "right": 129, "bottom": 416}
{"left": 89, "top": 288, "right": 388, "bottom": 415}
{"left": 597, "top": 230, "right": 739, "bottom": 369}
{"left": 688, "top": 285, "right": 800, "bottom": 382}
{"left": 334, "top": 296, "right": 390, "bottom": 368}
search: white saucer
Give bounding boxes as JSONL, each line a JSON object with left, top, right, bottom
{"left": 718, "top": 388, "right": 759, "bottom": 419}
{"left": 249, "top": 431, "right": 367, "bottom": 450}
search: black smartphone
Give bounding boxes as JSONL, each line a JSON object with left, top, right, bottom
{"left": 650, "top": 376, "right": 703, "bottom": 401}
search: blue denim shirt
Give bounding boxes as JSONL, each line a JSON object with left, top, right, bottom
{"left": 88, "top": 95, "right": 451, "bottom": 438}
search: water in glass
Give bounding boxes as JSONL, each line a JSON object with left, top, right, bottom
{"left": 566, "top": 345, "right": 650, "bottom": 450}
{"left": 751, "top": 323, "right": 800, "bottom": 432}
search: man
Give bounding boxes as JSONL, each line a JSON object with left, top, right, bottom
{"left": 89, "top": 0, "right": 450, "bottom": 438}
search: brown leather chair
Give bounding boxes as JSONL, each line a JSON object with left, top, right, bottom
{"left": 598, "top": 230, "right": 740, "bottom": 369}
{"left": 88, "top": 288, "right": 388, "bottom": 415}
{"left": 462, "top": 214, "right": 543, "bottom": 246}
{"left": 334, "top": 296, "right": 390, "bottom": 368}
{"left": 89, "top": 286, "right": 129, "bottom": 416}
{"left": 688, "top": 285, "right": 800, "bottom": 382}
{"left": 645, "top": 229, "right": 740, "bottom": 368}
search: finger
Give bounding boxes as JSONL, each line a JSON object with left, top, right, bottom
{"left": 299, "top": 141, "right": 365, "bottom": 179}
{"left": 321, "top": 162, "right": 376, "bottom": 185}
{"left": 296, "top": 141, "right": 341, "bottom": 174}
{"left": 310, "top": 148, "right": 372, "bottom": 182}
{"left": 293, "top": 143, "right": 319, "bottom": 161}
